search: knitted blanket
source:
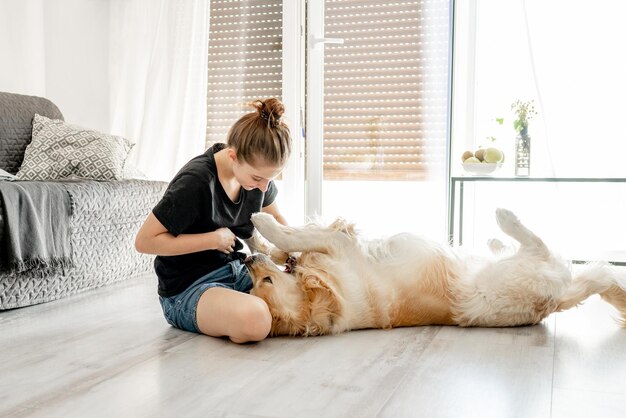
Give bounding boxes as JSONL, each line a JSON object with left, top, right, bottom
{"left": 0, "top": 181, "right": 73, "bottom": 274}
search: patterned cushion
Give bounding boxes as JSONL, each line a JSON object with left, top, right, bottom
{"left": 16, "top": 114, "right": 134, "bottom": 181}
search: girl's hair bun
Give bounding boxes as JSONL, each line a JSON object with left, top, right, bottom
{"left": 253, "top": 98, "right": 285, "bottom": 128}
{"left": 227, "top": 97, "right": 291, "bottom": 166}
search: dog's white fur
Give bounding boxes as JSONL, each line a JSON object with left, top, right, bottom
{"left": 244, "top": 209, "right": 626, "bottom": 336}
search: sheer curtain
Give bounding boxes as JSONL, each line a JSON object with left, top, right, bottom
{"left": 458, "top": 0, "right": 626, "bottom": 178}
{"left": 452, "top": 0, "right": 626, "bottom": 260}
{"left": 0, "top": 0, "right": 46, "bottom": 97}
{"left": 0, "top": 0, "right": 111, "bottom": 131}
{"left": 109, "top": 0, "right": 211, "bottom": 181}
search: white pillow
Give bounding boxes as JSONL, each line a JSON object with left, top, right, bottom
{"left": 16, "top": 114, "right": 134, "bottom": 181}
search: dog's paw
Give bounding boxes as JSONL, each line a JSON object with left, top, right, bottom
{"left": 487, "top": 238, "right": 506, "bottom": 254}
{"left": 486, "top": 238, "right": 517, "bottom": 256}
{"left": 251, "top": 212, "right": 280, "bottom": 236}
{"left": 496, "top": 208, "right": 521, "bottom": 234}
{"left": 269, "top": 248, "right": 291, "bottom": 265}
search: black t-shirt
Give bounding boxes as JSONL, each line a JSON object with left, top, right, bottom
{"left": 152, "top": 143, "right": 277, "bottom": 297}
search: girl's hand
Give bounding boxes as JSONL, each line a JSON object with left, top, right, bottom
{"left": 213, "top": 227, "right": 237, "bottom": 254}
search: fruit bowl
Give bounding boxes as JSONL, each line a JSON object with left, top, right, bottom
{"left": 462, "top": 162, "right": 502, "bottom": 175}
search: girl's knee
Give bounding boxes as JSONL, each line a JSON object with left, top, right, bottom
{"left": 231, "top": 299, "right": 272, "bottom": 343}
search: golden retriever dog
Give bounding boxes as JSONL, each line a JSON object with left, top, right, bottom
{"left": 244, "top": 209, "right": 626, "bottom": 337}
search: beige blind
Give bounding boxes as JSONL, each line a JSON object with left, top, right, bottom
{"left": 323, "top": 0, "right": 450, "bottom": 180}
{"left": 206, "top": 0, "right": 283, "bottom": 148}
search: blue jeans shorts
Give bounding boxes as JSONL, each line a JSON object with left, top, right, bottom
{"left": 158, "top": 259, "right": 253, "bottom": 333}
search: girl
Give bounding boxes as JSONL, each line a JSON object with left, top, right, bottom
{"left": 135, "top": 98, "right": 291, "bottom": 343}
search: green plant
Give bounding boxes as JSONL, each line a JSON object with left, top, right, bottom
{"left": 486, "top": 117, "right": 505, "bottom": 142}
{"left": 511, "top": 100, "right": 537, "bottom": 133}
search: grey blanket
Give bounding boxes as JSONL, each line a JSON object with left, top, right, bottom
{"left": 0, "top": 181, "right": 73, "bottom": 274}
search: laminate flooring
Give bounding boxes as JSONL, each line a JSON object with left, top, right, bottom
{"left": 1, "top": 274, "right": 625, "bottom": 418}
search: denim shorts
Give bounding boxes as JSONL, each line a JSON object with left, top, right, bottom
{"left": 158, "top": 259, "right": 253, "bottom": 333}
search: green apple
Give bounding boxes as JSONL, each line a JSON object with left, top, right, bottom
{"left": 483, "top": 147, "right": 504, "bottom": 163}
{"left": 463, "top": 156, "right": 481, "bottom": 163}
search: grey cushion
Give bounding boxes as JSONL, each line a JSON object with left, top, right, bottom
{"left": 0, "top": 92, "right": 64, "bottom": 174}
{"left": 16, "top": 114, "right": 134, "bottom": 181}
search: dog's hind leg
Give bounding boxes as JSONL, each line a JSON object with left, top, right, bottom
{"left": 495, "top": 208, "right": 548, "bottom": 254}
{"left": 601, "top": 283, "right": 626, "bottom": 326}
{"left": 557, "top": 263, "right": 626, "bottom": 325}
{"left": 251, "top": 212, "right": 349, "bottom": 254}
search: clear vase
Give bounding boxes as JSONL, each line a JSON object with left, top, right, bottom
{"left": 515, "top": 128, "right": 530, "bottom": 176}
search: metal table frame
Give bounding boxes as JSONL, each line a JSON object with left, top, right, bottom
{"left": 447, "top": 176, "right": 626, "bottom": 265}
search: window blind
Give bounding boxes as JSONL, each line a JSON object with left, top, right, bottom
{"left": 323, "top": 0, "right": 450, "bottom": 180}
{"left": 206, "top": 0, "right": 283, "bottom": 148}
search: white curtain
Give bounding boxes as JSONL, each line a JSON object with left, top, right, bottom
{"left": 0, "top": 0, "right": 46, "bottom": 96}
{"left": 453, "top": 0, "right": 626, "bottom": 258}
{"left": 109, "top": 0, "right": 210, "bottom": 181}
{"left": 469, "top": 0, "right": 626, "bottom": 177}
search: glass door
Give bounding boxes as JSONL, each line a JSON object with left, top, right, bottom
{"left": 306, "top": 0, "right": 453, "bottom": 239}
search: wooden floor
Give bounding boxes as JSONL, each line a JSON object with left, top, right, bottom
{"left": 1, "top": 274, "right": 625, "bottom": 418}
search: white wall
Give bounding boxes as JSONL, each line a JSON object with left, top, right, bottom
{"left": 0, "top": 0, "right": 110, "bottom": 132}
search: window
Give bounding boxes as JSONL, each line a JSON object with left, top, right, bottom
{"left": 306, "top": 0, "right": 452, "bottom": 239}
{"left": 204, "top": 0, "right": 452, "bottom": 235}
{"left": 451, "top": 0, "right": 626, "bottom": 260}
{"left": 453, "top": 0, "right": 626, "bottom": 178}
{"left": 206, "top": 0, "right": 283, "bottom": 148}
{"left": 322, "top": 0, "right": 450, "bottom": 180}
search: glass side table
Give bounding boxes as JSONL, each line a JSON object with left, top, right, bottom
{"left": 448, "top": 176, "right": 626, "bottom": 265}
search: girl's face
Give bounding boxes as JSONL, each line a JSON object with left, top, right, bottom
{"left": 231, "top": 153, "right": 283, "bottom": 192}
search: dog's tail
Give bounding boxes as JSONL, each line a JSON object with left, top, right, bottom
{"left": 557, "top": 262, "right": 626, "bottom": 326}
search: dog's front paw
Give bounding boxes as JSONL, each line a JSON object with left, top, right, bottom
{"left": 251, "top": 212, "right": 280, "bottom": 237}
{"left": 269, "top": 248, "right": 291, "bottom": 265}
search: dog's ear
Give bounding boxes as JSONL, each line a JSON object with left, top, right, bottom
{"left": 301, "top": 271, "right": 342, "bottom": 335}
{"left": 268, "top": 308, "right": 307, "bottom": 337}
